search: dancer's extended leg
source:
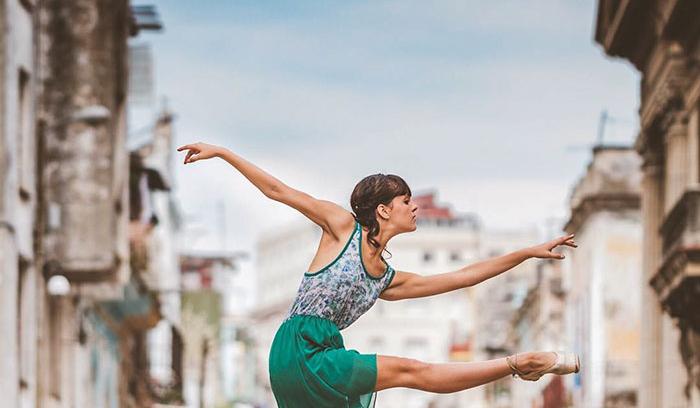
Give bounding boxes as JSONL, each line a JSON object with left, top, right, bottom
{"left": 375, "top": 352, "right": 557, "bottom": 392}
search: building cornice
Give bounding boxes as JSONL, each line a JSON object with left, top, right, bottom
{"left": 651, "top": 188, "right": 700, "bottom": 331}
{"left": 564, "top": 193, "right": 640, "bottom": 234}
{"left": 595, "top": 0, "right": 656, "bottom": 71}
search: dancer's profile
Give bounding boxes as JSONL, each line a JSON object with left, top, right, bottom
{"left": 177, "top": 142, "right": 581, "bottom": 408}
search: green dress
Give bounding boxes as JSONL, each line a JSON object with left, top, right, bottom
{"left": 269, "top": 221, "right": 396, "bottom": 407}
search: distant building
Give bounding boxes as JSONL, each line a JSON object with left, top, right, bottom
{"left": 564, "top": 146, "right": 642, "bottom": 407}
{"left": 472, "top": 226, "right": 541, "bottom": 408}
{"left": 131, "top": 109, "right": 186, "bottom": 404}
{"left": 595, "top": 1, "right": 700, "bottom": 406}
{"left": 180, "top": 251, "right": 249, "bottom": 408}
{"left": 507, "top": 259, "right": 569, "bottom": 408}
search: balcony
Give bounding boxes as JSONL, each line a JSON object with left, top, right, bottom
{"left": 651, "top": 189, "right": 700, "bottom": 331}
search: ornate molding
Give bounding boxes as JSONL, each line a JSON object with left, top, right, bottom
{"left": 595, "top": 0, "right": 657, "bottom": 71}
{"left": 651, "top": 248, "right": 700, "bottom": 328}
{"left": 640, "top": 48, "right": 690, "bottom": 132}
{"left": 564, "top": 193, "right": 640, "bottom": 234}
{"left": 659, "top": 189, "right": 700, "bottom": 253}
{"left": 651, "top": 189, "right": 700, "bottom": 334}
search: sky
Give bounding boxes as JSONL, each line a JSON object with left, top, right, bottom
{"left": 130, "top": 0, "right": 640, "bottom": 257}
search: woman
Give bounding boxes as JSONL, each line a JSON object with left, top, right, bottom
{"left": 178, "top": 142, "right": 580, "bottom": 408}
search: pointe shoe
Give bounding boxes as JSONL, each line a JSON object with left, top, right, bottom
{"left": 506, "top": 351, "right": 580, "bottom": 381}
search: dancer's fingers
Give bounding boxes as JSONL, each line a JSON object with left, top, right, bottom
{"left": 549, "top": 234, "right": 575, "bottom": 249}
{"left": 558, "top": 234, "right": 574, "bottom": 243}
{"left": 184, "top": 150, "right": 195, "bottom": 164}
{"left": 549, "top": 251, "right": 565, "bottom": 259}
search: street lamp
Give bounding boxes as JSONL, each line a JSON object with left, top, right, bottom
{"left": 47, "top": 274, "right": 70, "bottom": 296}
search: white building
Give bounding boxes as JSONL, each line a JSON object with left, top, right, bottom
{"left": 470, "top": 227, "right": 541, "bottom": 408}
{"left": 131, "top": 110, "right": 186, "bottom": 394}
{"left": 252, "top": 192, "right": 542, "bottom": 408}
{"left": 180, "top": 251, "right": 252, "bottom": 408}
{"left": 564, "top": 146, "right": 642, "bottom": 408}
{"left": 507, "top": 259, "right": 570, "bottom": 408}
{"left": 0, "top": 1, "right": 40, "bottom": 405}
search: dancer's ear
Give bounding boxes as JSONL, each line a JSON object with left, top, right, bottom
{"left": 376, "top": 203, "right": 391, "bottom": 221}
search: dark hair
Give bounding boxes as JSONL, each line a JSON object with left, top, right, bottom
{"left": 350, "top": 174, "right": 412, "bottom": 253}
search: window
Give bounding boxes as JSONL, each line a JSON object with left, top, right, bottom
{"left": 17, "top": 69, "right": 32, "bottom": 201}
{"left": 49, "top": 297, "right": 62, "bottom": 398}
{"left": 449, "top": 251, "right": 461, "bottom": 262}
{"left": 17, "top": 258, "right": 28, "bottom": 389}
{"left": 422, "top": 251, "right": 434, "bottom": 263}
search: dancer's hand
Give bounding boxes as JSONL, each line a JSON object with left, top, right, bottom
{"left": 177, "top": 142, "right": 224, "bottom": 164}
{"left": 527, "top": 234, "right": 577, "bottom": 259}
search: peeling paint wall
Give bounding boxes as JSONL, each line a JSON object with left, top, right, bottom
{"left": 0, "top": 0, "right": 40, "bottom": 407}
{"left": 39, "top": 0, "right": 130, "bottom": 281}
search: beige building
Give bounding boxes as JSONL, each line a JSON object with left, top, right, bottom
{"left": 564, "top": 146, "right": 643, "bottom": 407}
{"left": 0, "top": 1, "right": 177, "bottom": 407}
{"left": 596, "top": 1, "right": 700, "bottom": 407}
{"left": 507, "top": 259, "right": 569, "bottom": 408}
{"left": 473, "top": 227, "right": 542, "bottom": 408}
{"left": 0, "top": 0, "right": 41, "bottom": 406}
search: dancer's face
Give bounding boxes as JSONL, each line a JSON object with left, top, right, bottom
{"left": 385, "top": 194, "right": 418, "bottom": 233}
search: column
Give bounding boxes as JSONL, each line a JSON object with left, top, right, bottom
{"left": 639, "top": 146, "right": 664, "bottom": 408}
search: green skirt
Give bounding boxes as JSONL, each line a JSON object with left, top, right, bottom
{"left": 269, "top": 315, "right": 377, "bottom": 408}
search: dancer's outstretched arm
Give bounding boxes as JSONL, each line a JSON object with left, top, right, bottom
{"left": 380, "top": 234, "right": 576, "bottom": 301}
{"left": 177, "top": 142, "right": 352, "bottom": 236}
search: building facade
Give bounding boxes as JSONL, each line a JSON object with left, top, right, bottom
{"left": 595, "top": 2, "right": 700, "bottom": 406}
{"left": 564, "top": 146, "right": 643, "bottom": 407}
{"left": 0, "top": 0, "right": 42, "bottom": 405}
{"left": 507, "top": 259, "right": 569, "bottom": 408}
{"left": 0, "top": 1, "right": 179, "bottom": 407}
{"left": 471, "top": 227, "right": 541, "bottom": 408}
{"left": 180, "top": 251, "right": 248, "bottom": 408}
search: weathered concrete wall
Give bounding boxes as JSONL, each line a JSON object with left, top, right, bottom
{"left": 0, "top": 0, "right": 40, "bottom": 407}
{"left": 39, "top": 0, "right": 130, "bottom": 281}
{"left": 0, "top": 0, "right": 5, "bottom": 214}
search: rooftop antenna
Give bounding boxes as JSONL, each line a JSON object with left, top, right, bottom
{"left": 596, "top": 110, "right": 608, "bottom": 146}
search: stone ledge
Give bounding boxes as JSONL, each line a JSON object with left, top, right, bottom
{"left": 651, "top": 248, "right": 700, "bottom": 331}
{"left": 564, "top": 193, "right": 640, "bottom": 234}
{"left": 660, "top": 188, "right": 700, "bottom": 253}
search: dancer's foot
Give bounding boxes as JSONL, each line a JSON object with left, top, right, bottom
{"left": 506, "top": 351, "right": 579, "bottom": 381}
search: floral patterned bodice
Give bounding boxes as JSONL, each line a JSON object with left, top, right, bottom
{"left": 286, "top": 221, "right": 395, "bottom": 330}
